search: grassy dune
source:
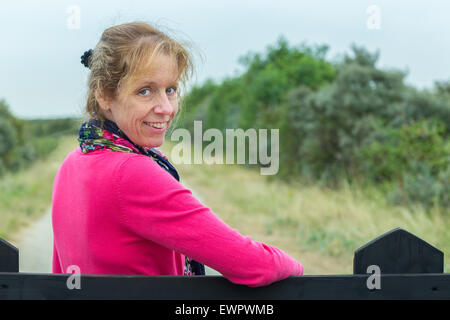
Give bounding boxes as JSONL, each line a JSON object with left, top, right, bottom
{"left": 0, "top": 135, "right": 78, "bottom": 242}
{"left": 161, "top": 140, "right": 450, "bottom": 274}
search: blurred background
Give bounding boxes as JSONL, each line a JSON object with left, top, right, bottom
{"left": 0, "top": 0, "right": 448, "bottom": 274}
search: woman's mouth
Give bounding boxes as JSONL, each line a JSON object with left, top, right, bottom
{"left": 144, "top": 121, "right": 168, "bottom": 129}
{"left": 143, "top": 121, "right": 168, "bottom": 133}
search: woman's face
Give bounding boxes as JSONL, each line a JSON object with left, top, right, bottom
{"left": 99, "top": 53, "right": 179, "bottom": 148}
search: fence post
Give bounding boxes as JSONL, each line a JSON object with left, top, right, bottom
{"left": 353, "top": 227, "right": 444, "bottom": 274}
{"left": 0, "top": 238, "right": 19, "bottom": 272}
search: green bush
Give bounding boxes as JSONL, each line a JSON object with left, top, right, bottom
{"left": 277, "top": 45, "right": 407, "bottom": 184}
{"left": 359, "top": 120, "right": 449, "bottom": 182}
{"left": 29, "top": 137, "right": 59, "bottom": 160}
{"left": 359, "top": 120, "right": 449, "bottom": 209}
{"left": 0, "top": 99, "right": 79, "bottom": 177}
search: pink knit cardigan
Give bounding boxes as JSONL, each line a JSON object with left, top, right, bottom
{"left": 51, "top": 147, "right": 303, "bottom": 287}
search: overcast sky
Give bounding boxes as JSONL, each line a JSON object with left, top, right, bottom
{"left": 1, "top": 0, "right": 450, "bottom": 119}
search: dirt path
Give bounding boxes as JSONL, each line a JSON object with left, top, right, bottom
{"left": 12, "top": 183, "right": 221, "bottom": 276}
{"left": 13, "top": 208, "right": 53, "bottom": 273}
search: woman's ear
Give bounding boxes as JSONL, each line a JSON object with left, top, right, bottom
{"left": 95, "top": 89, "right": 110, "bottom": 112}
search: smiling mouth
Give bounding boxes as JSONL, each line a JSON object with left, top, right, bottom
{"left": 143, "top": 121, "right": 168, "bottom": 129}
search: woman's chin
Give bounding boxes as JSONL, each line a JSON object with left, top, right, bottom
{"left": 140, "top": 137, "right": 164, "bottom": 149}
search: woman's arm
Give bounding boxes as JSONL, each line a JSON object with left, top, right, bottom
{"left": 114, "top": 155, "right": 303, "bottom": 287}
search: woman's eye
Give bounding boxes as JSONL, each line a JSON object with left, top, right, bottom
{"left": 139, "top": 88, "right": 151, "bottom": 96}
{"left": 167, "top": 87, "right": 177, "bottom": 95}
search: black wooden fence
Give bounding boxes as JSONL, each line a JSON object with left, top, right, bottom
{"left": 0, "top": 228, "right": 449, "bottom": 300}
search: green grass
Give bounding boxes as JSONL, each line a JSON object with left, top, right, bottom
{"left": 161, "top": 140, "right": 450, "bottom": 274}
{"left": 0, "top": 135, "right": 78, "bottom": 242}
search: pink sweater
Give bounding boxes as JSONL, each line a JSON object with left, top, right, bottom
{"left": 52, "top": 147, "right": 303, "bottom": 287}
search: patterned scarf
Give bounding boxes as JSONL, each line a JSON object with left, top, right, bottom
{"left": 78, "top": 118, "right": 205, "bottom": 276}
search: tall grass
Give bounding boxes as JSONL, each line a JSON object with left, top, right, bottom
{"left": 0, "top": 135, "right": 78, "bottom": 242}
{"left": 161, "top": 140, "right": 449, "bottom": 274}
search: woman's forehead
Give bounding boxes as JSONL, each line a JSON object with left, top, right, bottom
{"left": 135, "top": 54, "right": 179, "bottom": 86}
{"left": 136, "top": 76, "right": 178, "bottom": 87}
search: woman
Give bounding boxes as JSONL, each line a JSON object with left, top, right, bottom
{"left": 52, "top": 21, "right": 303, "bottom": 287}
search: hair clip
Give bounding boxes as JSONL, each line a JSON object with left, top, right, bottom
{"left": 81, "top": 49, "right": 93, "bottom": 69}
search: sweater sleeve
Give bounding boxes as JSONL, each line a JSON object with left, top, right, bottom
{"left": 52, "top": 240, "right": 63, "bottom": 274}
{"left": 114, "top": 155, "right": 303, "bottom": 287}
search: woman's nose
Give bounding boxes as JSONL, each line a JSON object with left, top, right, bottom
{"left": 154, "top": 91, "right": 175, "bottom": 114}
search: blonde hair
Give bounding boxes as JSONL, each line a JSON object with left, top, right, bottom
{"left": 84, "top": 21, "right": 194, "bottom": 127}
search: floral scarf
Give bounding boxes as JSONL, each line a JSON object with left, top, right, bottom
{"left": 78, "top": 118, "right": 205, "bottom": 276}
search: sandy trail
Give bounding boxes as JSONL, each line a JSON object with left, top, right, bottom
{"left": 15, "top": 209, "right": 53, "bottom": 273}
{"left": 13, "top": 183, "right": 221, "bottom": 276}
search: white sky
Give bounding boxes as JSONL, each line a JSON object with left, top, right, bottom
{"left": 1, "top": 0, "right": 450, "bottom": 119}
